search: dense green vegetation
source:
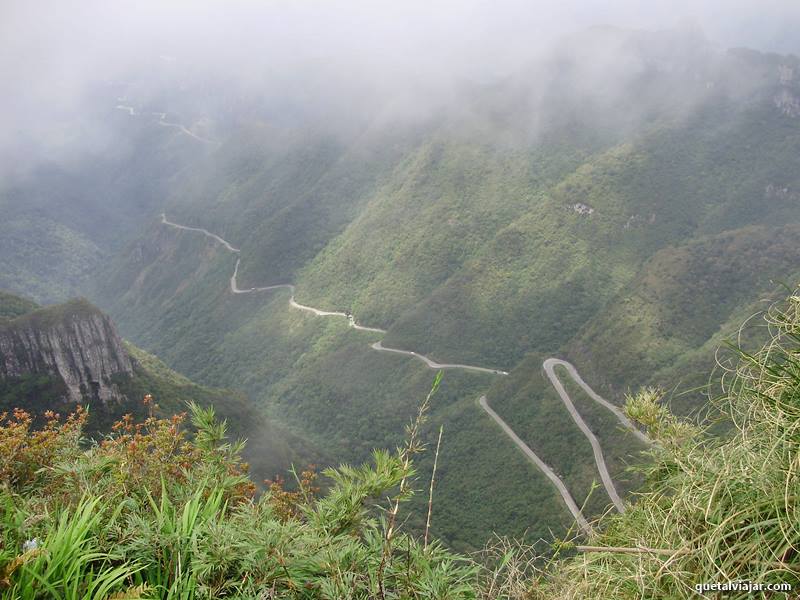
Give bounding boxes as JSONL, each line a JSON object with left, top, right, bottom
{"left": 95, "top": 41, "right": 800, "bottom": 547}
{"left": 568, "top": 225, "right": 800, "bottom": 408}
{"left": 0, "top": 32, "right": 790, "bottom": 548}
{"left": 99, "top": 239, "right": 572, "bottom": 547}
{"left": 488, "top": 354, "right": 647, "bottom": 519}
{"left": 2, "top": 294, "right": 799, "bottom": 597}
{"left": 0, "top": 215, "right": 102, "bottom": 305}
{"left": 0, "top": 105, "right": 207, "bottom": 304}
{"left": 118, "top": 344, "right": 322, "bottom": 484}
{"left": 362, "top": 99, "right": 800, "bottom": 369}
{"left": 0, "top": 398, "right": 483, "bottom": 598}
{"left": 521, "top": 293, "right": 800, "bottom": 598}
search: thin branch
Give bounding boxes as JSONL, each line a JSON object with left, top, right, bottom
{"left": 377, "top": 371, "right": 442, "bottom": 599}
{"left": 576, "top": 545, "right": 688, "bottom": 557}
{"left": 424, "top": 425, "right": 444, "bottom": 550}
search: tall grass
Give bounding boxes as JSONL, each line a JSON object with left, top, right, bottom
{"left": 503, "top": 293, "right": 800, "bottom": 599}
{"left": 2, "top": 496, "right": 144, "bottom": 599}
{"left": 1, "top": 376, "right": 479, "bottom": 599}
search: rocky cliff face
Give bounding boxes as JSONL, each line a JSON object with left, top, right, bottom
{"left": 0, "top": 300, "right": 135, "bottom": 404}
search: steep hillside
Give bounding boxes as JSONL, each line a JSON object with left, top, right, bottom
{"left": 0, "top": 297, "right": 134, "bottom": 407}
{"left": 0, "top": 99, "right": 209, "bottom": 304}
{"left": 486, "top": 353, "right": 649, "bottom": 519}
{"left": 85, "top": 37, "right": 800, "bottom": 546}
{"left": 522, "top": 293, "right": 800, "bottom": 598}
{"left": 343, "top": 92, "right": 800, "bottom": 368}
{"left": 97, "top": 227, "right": 574, "bottom": 548}
{"left": 567, "top": 224, "right": 800, "bottom": 412}
{"left": 118, "top": 343, "right": 321, "bottom": 483}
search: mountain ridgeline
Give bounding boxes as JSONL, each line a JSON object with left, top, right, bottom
{"left": 2, "top": 28, "right": 799, "bottom": 548}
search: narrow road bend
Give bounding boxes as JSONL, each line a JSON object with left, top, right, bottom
{"left": 543, "top": 360, "right": 625, "bottom": 512}
{"left": 118, "top": 106, "right": 217, "bottom": 144}
{"left": 161, "top": 213, "right": 653, "bottom": 531}
{"left": 161, "top": 214, "right": 500, "bottom": 374}
{"left": 479, "top": 396, "right": 592, "bottom": 535}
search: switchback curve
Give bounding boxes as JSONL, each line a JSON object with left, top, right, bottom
{"left": 479, "top": 396, "right": 592, "bottom": 535}
{"left": 160, "top": 213, "right": 651, "bottom": 529}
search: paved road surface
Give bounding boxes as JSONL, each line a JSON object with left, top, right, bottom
{"left": 162, "top": 214, "right": 240, "bottom": 252}
{"left": 543, "top": 360, "right": 625, "bottom": 512}
{"left": 162, "top": 215, "right": 500, "bottom": 369}
{"left": 544, "top": 359, "right": 652, "bottom": 446}
{"left": 118, "top": 106, "right": 216, "bottom": 144}
{"left": 479, "top": 396, "right": 592, "bottom": 535}
{"left": 371, "top": 341, "right": 508, "bottom": 375}
{"left": 161, "top": 213, "right": 654, "bottom": 531}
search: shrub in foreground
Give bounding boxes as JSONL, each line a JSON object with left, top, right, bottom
{"left": 1, "top": 396, "right": 479, "bottom": 598}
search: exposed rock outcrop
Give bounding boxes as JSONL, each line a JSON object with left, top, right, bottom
{"left": 0, "top": 300, "right": 134, "bottom": 404}
{"left": 774, "top": 89, "right": 800, "bottom": 118}
{"left": 764, "top": 183, "right": 798, "bottom": 202}
{"left": 571, "top": 203, "right": 595, "bottom": 215}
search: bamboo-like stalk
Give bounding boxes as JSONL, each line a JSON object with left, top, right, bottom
{"left": 377, "top": 372, "right": 441, "bottom": 599}
{"left": 424, "top": 425, "right": 444, "bottom": 550}
{"left": 576, "top": 545, "right": 688, "bottom": 557}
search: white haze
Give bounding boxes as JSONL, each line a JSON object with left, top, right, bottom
{"left": 1, "top": 0, "right": 798, "bottom": 178}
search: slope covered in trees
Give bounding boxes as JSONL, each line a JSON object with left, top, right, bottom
{"left": 0, "top": 28, "right": 789, "bottom": 547}
{"left": 91, "top": 36, "right": 800, "bottom": 546}
{"left": 1, "top": 293, "right": 798, "bottom": 597}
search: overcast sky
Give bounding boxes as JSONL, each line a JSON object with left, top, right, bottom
{"left": 1, "top": 0, "right": 798, "bottom": 177}
{"left": 5, "top": 1, "right": 799, "bottom": 84}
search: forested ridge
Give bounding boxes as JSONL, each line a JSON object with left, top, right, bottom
{"left": 2, "top": 29, "right": 799, "bottom": 548}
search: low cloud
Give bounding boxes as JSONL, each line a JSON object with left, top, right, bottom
{"left": 1, "top": 0, "right": 798, "bottom": 179}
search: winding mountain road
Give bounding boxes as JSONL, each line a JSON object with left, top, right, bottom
{"left": 160, "top": 213, "right": 651, "bottom": 531}
{"left": 544, "top": 359, "right": 652, "bottom": 446}
{"left": 230, "top": 257, "right": 389, "bottom": 333}
{"left": 371, "top": 342, "right": 508, "bottom": 375}
{"left": 478, "top": 362, "right": 653, "bottom": 525}
{"left": 544, "top": 360, "right": 625, "bottom": 512}
{"left": 117, "top": 105, "right": 216, "bottom": 144}
{"left": 479, "top": 396, "right": 592, "bottom": 535}
{"left": 542, "top": 359, "right": 654, "bottom": 513}
{"left": 161, "top": 214, "right": 498, "bottom": 370}
{"left": 162, "top": 214, "right": 240, "bottom": 252}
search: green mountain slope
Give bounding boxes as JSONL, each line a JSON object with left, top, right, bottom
{"left": 351, "top": 99, "right": 800, "bottom": 368}
{"left": 567, "top": 224, "right": 800, "bottom": 412}
{"left": 64, "top": 37, "right": 800, "bottom": 546}
{"left": 0, "top": 103, "right": 209, "bottom": 304}
{"left": 0, "top": 291, "right": 38, "bottom": 319}
{"left": 119, "top": 343, "right": 321, "bottom": 482}
{"left": 97, "top": 229, "right": 574, "bottom": 548}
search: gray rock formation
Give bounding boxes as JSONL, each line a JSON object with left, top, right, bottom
{"left": 0, "top": 301, "right": 134, "bottom": 404}
{"left": 774, "top": 89, "right": 800, "bottom": 118}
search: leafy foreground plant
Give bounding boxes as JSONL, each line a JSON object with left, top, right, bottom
{"left": 1, "top": 382, "right": 480, "bottom": 598}
{"left": 1, "top": 496, "right": 142, "bottom": 599}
